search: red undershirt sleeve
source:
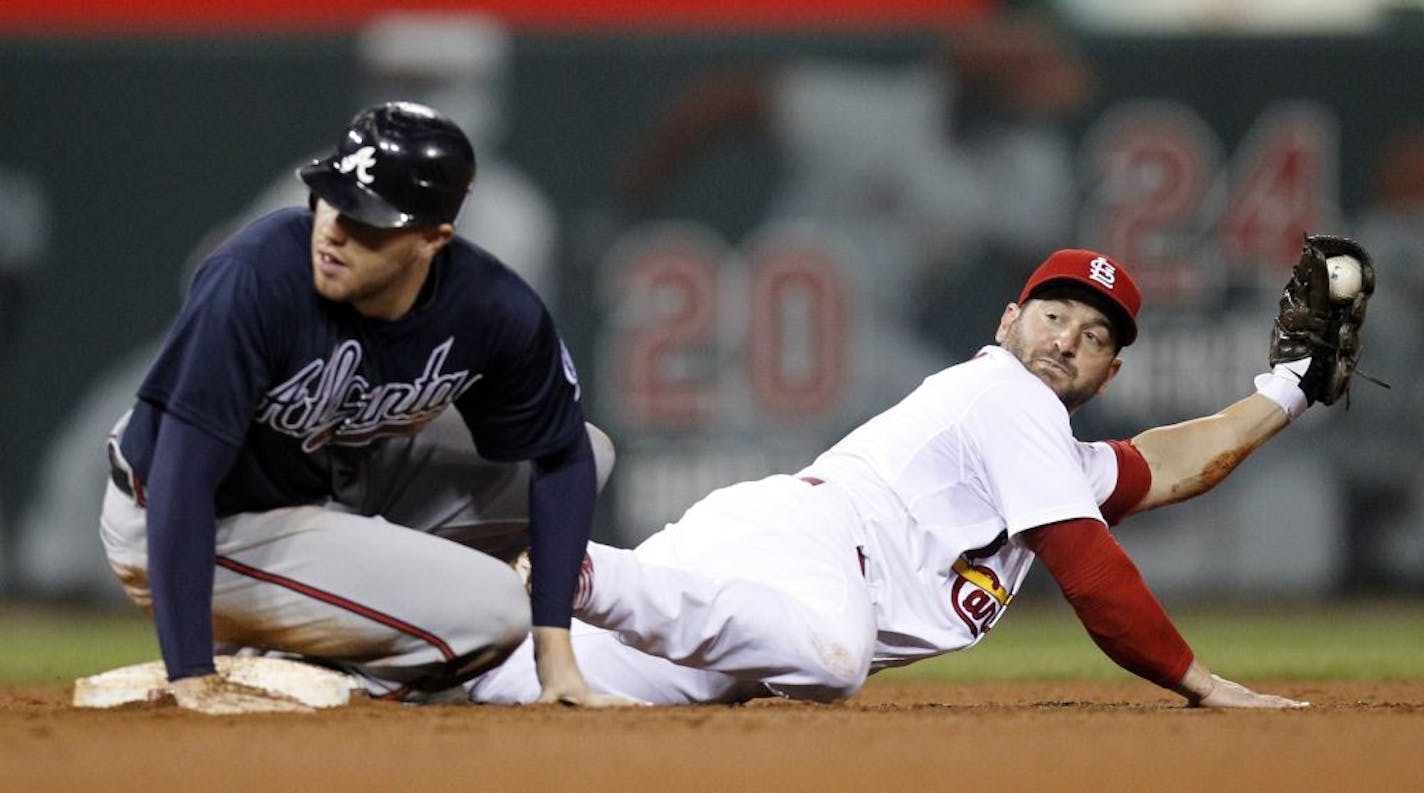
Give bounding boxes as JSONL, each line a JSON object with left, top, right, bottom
{"left": 1099, "top": 439, "right": 1151, "bottom": 525}
{"left": 1020, "top": 517, "right": 1193, "bottom": 688}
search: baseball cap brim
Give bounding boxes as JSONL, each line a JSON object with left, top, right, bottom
{"left": 297, "top": 160, "right": 416, "bottom": 229}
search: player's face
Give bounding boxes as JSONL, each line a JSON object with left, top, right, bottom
{"left": 310, "top": 199, "right": 453, "bottom": 320}
{"left": 994, "top": 297, "right": 1122, "bottom": 411}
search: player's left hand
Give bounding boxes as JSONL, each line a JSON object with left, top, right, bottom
{"left": 531, "top": 626, "right": 650, "bottom": 708}
{"left": 1191, "top": 673, "right": 1310, "bottom": 709}
{"left": 1173, "top": 659, "right": 1309, "bottom": 709}
{"left": 1268, "top": 233, "right": 1380, "bottom": 406}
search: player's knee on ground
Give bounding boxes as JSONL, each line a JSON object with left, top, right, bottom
{"left": 737, "top": 602, "right": 873, "bottom": 703}
{"left": 774, "top": 629, "right": 874, "bottom": 703}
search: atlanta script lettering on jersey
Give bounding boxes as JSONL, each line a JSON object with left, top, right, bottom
{"left": 256, "top": 337, "right": 480, "bottom": 452}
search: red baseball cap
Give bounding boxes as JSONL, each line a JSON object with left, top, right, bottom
{"left": 1017, "top": 249, "right": 1141, "bottom": 346}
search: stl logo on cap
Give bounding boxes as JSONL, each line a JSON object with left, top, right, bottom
{"left": 1088, "top": 256, "right": 1117, "bottom": 289}
{"left": 336, "top": 146, "right": 378, "bottom": 185}
{"left": 1019, "top": 249, "right": 1142, "bottom": 346}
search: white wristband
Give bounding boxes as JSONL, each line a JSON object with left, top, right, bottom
{"left": 1253, "top": 358, "right": 1311, "bottom": 421}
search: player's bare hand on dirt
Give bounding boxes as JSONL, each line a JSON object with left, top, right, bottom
{"left": 1173, "top": 660, "right": 1309, "bottom": 709}
{"left": 535, "top": 680, "right": 650, "bottom": 708}
{"left": 532, "top": 626, "right": 650, "bottom": 708}
{"left": 149, "top": 673, "right": 315, "bottom": 715}
{"left": 1193, "top": 674, "right": 1309, "bottom": 709}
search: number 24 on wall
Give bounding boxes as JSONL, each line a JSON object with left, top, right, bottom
{"left": 1079, "top": 99, "right": 1339, "bottom": 301}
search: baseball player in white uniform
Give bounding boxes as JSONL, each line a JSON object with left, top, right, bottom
{"left": 471, "top": 248, "right": 1319, "bottom": 708}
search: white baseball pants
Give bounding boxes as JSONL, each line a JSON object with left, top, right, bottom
{"left": 472, "top": 475, "right": 877, "bottom": 704}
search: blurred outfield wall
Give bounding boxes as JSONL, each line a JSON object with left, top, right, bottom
{"left": 2, "top": 13, "right": 1422, "bottom": 601}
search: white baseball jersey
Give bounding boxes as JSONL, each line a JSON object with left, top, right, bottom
{"left": 471, "top": 344, "right": 1144, "bottom": 706}
{"left": 798, "top": 344, "right": 1128, "bottom": 670}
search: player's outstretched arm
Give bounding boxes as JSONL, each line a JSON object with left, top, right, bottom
{"left": 1125, "top": 387, "right": 1292, "bottom": 516}
{"left": 1123, "top": 234, "right": 1377, "bottom": 518}
{"left": 1022, "top": 517, "right": 1308, "bottom": 708}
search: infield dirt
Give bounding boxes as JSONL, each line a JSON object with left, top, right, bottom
{"left": 2, "top": 679, "right": 1419, "bottom": 792}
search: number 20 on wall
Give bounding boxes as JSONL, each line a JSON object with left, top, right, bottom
{"left": 599, "top": 222, "right": 850, "bottom": 429}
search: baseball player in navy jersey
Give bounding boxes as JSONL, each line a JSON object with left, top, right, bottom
{"left": 471, "top": 248, "right": 1334, "bottom": 708}
{"left": 99, "top": 101, "right": 633, "bottom": 712}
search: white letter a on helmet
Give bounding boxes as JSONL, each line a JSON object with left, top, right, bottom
{"left": 336, "top": 146, "right": 378, "bottom": 185}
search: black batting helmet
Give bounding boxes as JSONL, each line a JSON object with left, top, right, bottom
{"left": 299, "top": 101, "right": 476, "bottom": 229}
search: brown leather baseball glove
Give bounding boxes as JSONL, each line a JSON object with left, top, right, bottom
{"left": 1268, "top": 234, "right": 1379, "bottom": 406}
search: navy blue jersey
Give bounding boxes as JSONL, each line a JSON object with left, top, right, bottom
{"left": 120, "top": 207, "right": 585, "bottom": 516}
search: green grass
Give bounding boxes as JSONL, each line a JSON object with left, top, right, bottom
{"left": 877, "top": 599, "right": 1424, "bottom": 682}
{"left": 2, "top": 599, "right": 1421, "bottom": 686}
{"left": 1, "top": 604, "right": 160, "bottom": 685}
